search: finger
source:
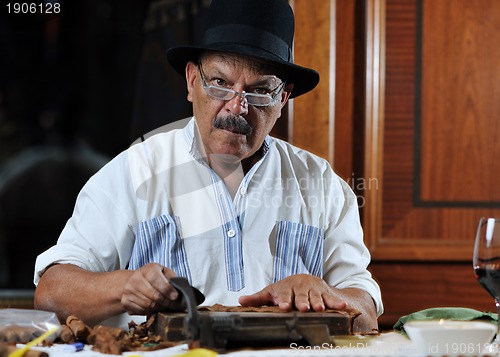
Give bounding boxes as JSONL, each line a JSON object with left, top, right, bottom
{"left": 238, "top": 289, "right": 275, "bottom": 307}
{"left": 293, "top": 290, "right": 310, "bottom": 312}
{"left": 123, "top": 265, "right": 176, "bottom": 313}
{"left": 322, "top": 293, "right": 348, "bottom": 310}
{"left": 145, "top": 266, "right": 179, "bottom": 302}
{"left": 159, "top": 266, "right": 179, "bottom": 300}
{"left": 122, "top": 292, "right": 156, "bottom": 315}
{"left": 308, "top": 290, "right": 326, "bottom": 312}
{"left": 161, "top": 266, "right": 178, "bottom": 279}
{"left": 123, "top": 301, "right": 144, "bottom": 315}
{"left": 129, "top": 279, "right": 181, "bottom": 313}
{"left": 122, "top": 280, "right": 155, "bottom": 314}
{"left": 273, "top": 290, "right": 293, "bottom": 311}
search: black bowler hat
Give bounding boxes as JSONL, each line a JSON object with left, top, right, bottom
{"left": 166, "top": 0, "right": 320, "bottom": 98}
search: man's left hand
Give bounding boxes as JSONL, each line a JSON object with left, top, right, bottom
{"left": 238, "top": 274, "right": 348, "bottom": 312}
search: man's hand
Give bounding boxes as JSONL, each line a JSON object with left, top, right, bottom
{"left": 238, "top": 274, "right": 378, "bottom": 332}
{"left": 121, "top": 263, "right": 183, "bottom": 315}
{"left": 238, "top": 274, "right": 348, "bottom": 312}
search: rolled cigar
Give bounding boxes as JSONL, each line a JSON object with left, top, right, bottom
{"left": 66, "top": 316, "right": 91, "bottom": 341}
{"left": 0, "top": 325, "right": 41, "bottom": 344}
{"left": 16, "top": 328, "right": 36, "bottom": 344}
{"left": 57, "top": 325, "right": 76, "bottom": 344}
{"left": 1, "top": 345, "right": 48, "bottom": 357}
{"left": 4, "top": 329, "right": 19, "bottom": 344}
{"left": 25, "top": 350, "right": 48, "bottom": 357}
{"left": 0, "top": 344, "right": 8, "bottom": 357}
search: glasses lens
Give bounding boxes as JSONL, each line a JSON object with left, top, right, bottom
{"left": 246, "top": 95, "right": 272, "bottom": 106}
{"left": 206, "top": 86, "right": 234, "bottom": 101}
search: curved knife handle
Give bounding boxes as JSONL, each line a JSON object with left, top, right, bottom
{"left": 169, "top": 277, "right": 200, "bottom": 341}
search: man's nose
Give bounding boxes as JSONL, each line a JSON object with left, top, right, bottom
{"left": 226, "top": 93, "right": 249, "bottom": 115}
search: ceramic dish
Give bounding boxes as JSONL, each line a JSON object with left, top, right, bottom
{"left": 404, "top": 320, "right": 496, "bottom": 356}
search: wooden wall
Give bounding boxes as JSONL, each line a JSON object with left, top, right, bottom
{"left": 291, "top": 0, "right": 500, "bottom": 330}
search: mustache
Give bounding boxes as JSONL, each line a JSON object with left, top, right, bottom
{"left": 213, "top": 115, "right": 253, "bottom": 135}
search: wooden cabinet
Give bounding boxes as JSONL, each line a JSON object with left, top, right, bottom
{"left": 290, "top": 0, "right": 500, "bottom": 329}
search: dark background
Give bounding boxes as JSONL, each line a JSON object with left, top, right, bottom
{"left": 0, "top": 0, "right": 210, "bottom": 291}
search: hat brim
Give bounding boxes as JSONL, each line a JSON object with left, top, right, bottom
{"left": 166, "top": 44, "right": 320, "bottom": 99}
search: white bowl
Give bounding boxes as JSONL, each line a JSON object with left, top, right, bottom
{"left": 404, "top": 320, "right": 496, "bottom": 356}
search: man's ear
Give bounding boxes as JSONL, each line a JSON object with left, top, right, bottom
{"left": 185, "top": 61, "right": 198, "bottom": 103}
{"left": 280, "top": 83, "right": 294, "bottom": 108}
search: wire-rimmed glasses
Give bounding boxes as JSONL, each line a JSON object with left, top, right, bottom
{"left": 197, "top": 63, "right": 286, "bottom": 107}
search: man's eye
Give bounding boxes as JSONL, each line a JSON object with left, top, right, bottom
{"left": 252, "top": 88, "right": 271, "bottom": 95}
{"left": 213, "top": 78, "right": 227, "bottom": 87}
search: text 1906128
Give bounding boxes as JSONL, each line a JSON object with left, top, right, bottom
{"left": 6, "top": 3, "right": 60, "bottom": 14}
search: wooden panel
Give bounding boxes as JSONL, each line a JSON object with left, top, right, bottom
{"left": 419, "top": 0, "right": 500, "bottom": 203}
{"left": 379, "top": 0, "right": 414, "bottom": 238}
{"left": 290, "top": 0, "right": 500, "bottom": 328}
{"left": 366, "top": 0, "right": 500, "bottom": 261}
{"left": 363, "top": 0, "right": 500, "bottom": 328}
{"left": 290, "top": 0, "right": 334, "bottom": 163}
{"left": 333, "top": 0, "right": 356, "bottom": 180}
{"left": 370, "top": 262, "right": 493, "bottom": 329}
{"left": 363, "top": 0, "right": 386, "bottom": 246}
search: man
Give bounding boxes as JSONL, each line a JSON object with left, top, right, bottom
{"left": 34, "top": 0, "right": 383, "bottom": 332}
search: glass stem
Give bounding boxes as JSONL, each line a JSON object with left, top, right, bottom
{"left": 495, "top": 299, "right": 500, "bottom": 343}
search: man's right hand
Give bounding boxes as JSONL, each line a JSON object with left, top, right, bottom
{"left": 121, "top": 263, "right": 184, "bottom": 315}
{"left": 34, "top": 263, "right": 186, "bottom": 326}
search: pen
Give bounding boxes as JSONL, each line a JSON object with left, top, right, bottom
{"left": 59, "top": 342, "right": 84, "bottom": 353}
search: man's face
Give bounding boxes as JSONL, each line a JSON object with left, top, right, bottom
{"left": 185, "top": 53, "right": 292, "bottom": 164}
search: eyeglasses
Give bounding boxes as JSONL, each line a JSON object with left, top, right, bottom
{"left": 198, "top": 63, "right": 286, "bottom": 107}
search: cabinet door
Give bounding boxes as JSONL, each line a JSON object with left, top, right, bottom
{"left": 291, "top": 0, "right": 500, "bottom": 328}
{"left": 365, "top": 0, "right": 500, "bottom": 327}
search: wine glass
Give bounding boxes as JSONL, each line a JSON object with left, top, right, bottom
{"left": 473, "top": 217, "right": 500, "bottom": 345}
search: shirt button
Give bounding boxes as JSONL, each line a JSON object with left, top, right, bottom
{"left": 227, "top": 229, "right": 236, "bottom": 238}
{"left": 240, "top": 186, "right": 247, "bottom": 195}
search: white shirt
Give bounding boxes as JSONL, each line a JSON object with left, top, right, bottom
{"left": 35, "top": 118, "right": 383, "bottom": 320}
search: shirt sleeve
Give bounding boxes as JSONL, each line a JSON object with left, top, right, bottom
{"left": 33, "top": 154, "right": 136, "bottom": 285}
{"left": 322, "top": 175, "right": 384, "bottom": 317}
